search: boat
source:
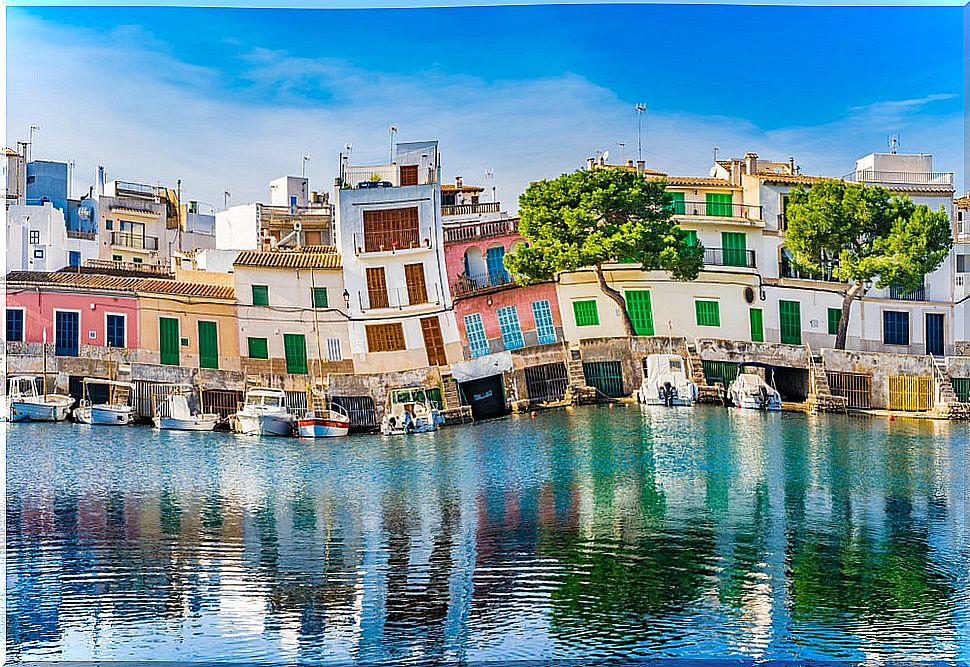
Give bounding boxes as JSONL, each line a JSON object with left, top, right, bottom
{"left": 727, "top": 362, "right": 782, "bottom": 411}
{"left": 297, "top": 400, "right": 351, "bottom": 438}
{"left": 7, "top": 375, "right": 75, "bottom": 422}
{"left": 637, "top": 354, "right": 697, "bottom": 406}
{"left": 73, "top": 378, "right": 136, "bottom": 425}
{"left": 380, "top": 386, "right": 444, "bottom": 435}
{"left": 229, "top": 387, "right": 295, "bottom": 436}
{"left": 152, "top": 385, "right": 219, "bottom": 431}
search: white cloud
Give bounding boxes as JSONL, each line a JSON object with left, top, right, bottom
{"left": 7, "top": 11, "right": 964, "bottom": 212}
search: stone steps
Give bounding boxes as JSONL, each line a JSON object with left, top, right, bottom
{"left": 931, "top": 357, "right": 970, "bottom": 420}
{"left": 685, "top": 342, "right": 722, "bottom": 404}
{"left": 806, "top": 347, "right": 847, "bottom": 414}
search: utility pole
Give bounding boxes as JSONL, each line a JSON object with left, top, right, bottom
{"left": 68, "top": 160, "right": 76, "bottom": 198}
{"left": 634, "top": 103, "right": 646, "bottom": 162}
{"left": 389, "top": 125, "right": 398, "bottom": 163}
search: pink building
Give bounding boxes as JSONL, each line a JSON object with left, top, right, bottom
{"left": 443, "top": 217, "right": 562, "bottom": 357}
{"left": 5, "top": 271, "right": 140, "bottom": 355}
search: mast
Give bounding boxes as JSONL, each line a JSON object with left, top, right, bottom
{"left": 42, "top": 327, "right": 48, "bottom": 400}
{"left": 309, "top": 267, "right": 326, "bottom": 410}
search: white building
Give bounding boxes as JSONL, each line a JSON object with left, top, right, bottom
{"left": 216, "top": 177, "right": 333, "bottom": 251}
{"left": 6, "top": 202, "right": 98, "bottom": 272}
{"left": 334, "top": 140, "right": 463, "bottom": 373}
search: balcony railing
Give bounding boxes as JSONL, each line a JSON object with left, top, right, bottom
{"left": 441, "top": 202, "right": 501, "bottom": 217}
{"left": 359, "top": 284, "right": 442, "bottom": 311}
{"left": 888, "top": 283, "right": 926, "bottom": 301}
{"left": 443, "top": 218, "right": 518, "bottom": 244}
{"left": 842, "top": 170, "right": 954, "bottom": 186}
{"left": 673, "top": 201, "right": 762, "bottom": 220}
{"left": 340, "top": 164, "right": 438, "bottom": 189}
{"left": 111, "top": 231, "right": 158, "bottom": 250}
{"left": 703, "top": 247, "right": 756, "bottom": 269}
{"left": 67, "top": 229, "right": 97, "bottom": 241}
{"left": 354, "top": 229, "right": 427, "bottom": 255}
{"left": 450, "top": 271, "right": 515, "bottom": 297}
{"left": 779, "top": 259, "right": 842, "bottom": 283}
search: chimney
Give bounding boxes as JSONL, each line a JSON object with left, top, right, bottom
{"left": 789, "top": 157, "right": 795, "bottom": 174}
{"left": 587, "top": 157, "right": 596, "bottom": 170}
{"left": 627, "top": 159, "right": 634, "bottom": 167}
{"left": 97, "top": 166, "right": 105, "bottom": 198}
{"left": 744, "top": 152, "right": 759, "bottom": 176}
{"left": 636, "top": 160, "right": 645, "bottom": 173}
{"left": 456, "top": 175, "right": 462, "bottom": 188}
{"left": 730, "top": 159, "right": 744, "bottom": 186}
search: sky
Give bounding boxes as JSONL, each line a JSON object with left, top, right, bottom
{"left": 6, "top": 3, "right": 965, "bottom": 211}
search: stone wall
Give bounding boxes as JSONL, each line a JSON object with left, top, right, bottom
{"left": 821, "top": 349, "right": 934, "bottom": 409}
{"left": 327, "top": 367, "right": 443, "bottom": 421}
{"left": 697, "top": 338, "right": 810, "bottom": 369}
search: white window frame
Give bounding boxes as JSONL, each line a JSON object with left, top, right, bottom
{"left": 5, "top": 307, "right": 26, "bottom": 343}
{"left": 104, "top": 312, "right": 127, "bottom": 349}
{"left": 53, "top": 308, "right": 83, "bottom": 355}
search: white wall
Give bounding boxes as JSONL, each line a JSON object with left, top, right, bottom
{"left": 215, "top": 203, "right": 259, "bottom": 250}
{"left": 269, "top": 176, "right": 308, "bottom": 208}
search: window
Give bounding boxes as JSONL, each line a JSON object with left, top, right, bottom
{"left": 399, "top": 164, "right": 419, "bottom": 186}
{"left": 958, "top": 255, "right": 969, "bottom": 273}
{"left": 159, "top": 317, "right": 180, "bottom": 365}
{"left": 248, "top": 337, "right": 269, "bottom": 359}
{"left": 366, "top": 267, "right": 389, "bottom": 308}
{"left": 29, "top": 230, "right": 40, "bottom": 244}
{"left": 112, "top": 254, "right": 123, "bottom": 262}
{"left": 26, "top": 175, "right": 35, "bottom": 184}
{"left": 69, "top": 251, "right": 81, "bottom": 267}
{"left": 827, "top": 308, "right": 842, "bottom": 336}
{"left": 366, "top": 323, "right": 406, "bottom": 352}
{"left": 198, "top": 321, "right": 219, "bottom": 369}
{"left": 486, "top": 246, "right": 509, "bottom": 285}
{"left": 55, "top": 311, "right": 79, "bottom": 357}
{"left": 705, "top": 192, "right": 733, "bottom": 217}
{"left": 749, "top": 308, "right": 764, "bottom": 342}
{"left": 404, "top": 263, "right": 428, "bottom": 304}
{"left": 312, "top": 287, "right": 329, "bottom": 308}
{"left": 252, "top": 284, "right": 269, "bottom": 306}
{"left": 105, "top": 219, "right": 113, "bottom": 230}
{"left": 683, "top": 229, "right": 699, "bottom": 247}
{"left": 779, "top": 300, "right": 802, "bottom": 344}
{"left": 883, "top": 311, "right": 910, "bottom": 346}
{"left": 283, "top": 333, "right": 308, "bottom": 374}
{"left": 532, "top": 300, "right": 557, "bottom": 344}
{"left": 464, "top": 313, "right": 490, "bottom": 357}
{"left": 497, "top": 305, "right": 525, "bottom": 350}
{"left": 289, "top": 195, "right": 298, "bottom": 208}
{"left": 105, "top": 315, "right": 126, "bottom": 348}
{"left": 326, "top": 338, "right": 342, "bottom": 362}
{"left": 666, "top": 191, "right": 686, "bottom": 215}
{"left": 721, "top": 232, "right": 747, "bottom": 267}
{"left": 695, "top": 300, "right": 720, "bottom": 327}
{"left": 625, "top": 290, "right": 655, "bottom": 336}
{"left": 33, "top": 249, "right": 45, "bottom": 259}
{"left": 362, "top": 207, "right": 420, "bottom": 252}
{"left": 132, "top": 257, "right": 143, "bottom": 264}
{"left": 573, "top": 300, "right": 599, "bottom": 327}
{"left": 6, "top": 309, "right": 24, "bottom": 342}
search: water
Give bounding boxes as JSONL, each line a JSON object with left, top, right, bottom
{"left": 6, "top": 406, "right": 970, "bottom": 664}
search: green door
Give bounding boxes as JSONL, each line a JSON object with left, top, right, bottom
{"left": 284, "top": 333, "right": 308, "bottom": 375}
{"left": 706, "top": 192, "right": 733, "bottom": 217}
{"left": 749, "top": 308, "right": 764, "bottom": 342}
{"left": 159, "top": 317, "right": 180, "bottom": 366}
{"left": 625, "top": 290, "right": 654, "bottom": 336}
{"left": 198, "top": 321, "right": 219, "bottom": 369}
{"left": 721, "top": 232, "right": 747, "bottom": 267}
{"left": 667, "top": 191, "right": 686, "bottom": 215}
{"left": 779, "top": 300, "right": 802, "bottom": 344}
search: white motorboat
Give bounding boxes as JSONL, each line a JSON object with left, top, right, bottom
{"left": 7, "top": 375, "right": 74, "bottom": 422}
{"left": 152, "top": 386, "right": 219, "bottom": 431}
{"left": 380, "top": 386, "right": 444, "bottom": 435}
{"left": 727, "top": 363, "right": 782, "bottom": 412}
{"left": 230, "top": 387, "right": 295, "bottom": 436}
{"left": 297, "top": 401, "right": 351, "bottom": 438}
{"left": 637, "top": 354, "right": 697, "bottom": 406}
{"left": 73, "top": 378, "right": 136, "bottom": 425}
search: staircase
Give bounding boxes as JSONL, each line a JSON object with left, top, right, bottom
{"left": 564, "top": 344, "right": 597, "bottom": 404}
{"left": 439, "top": 369, "right": 473, "bottom": 424}
{"left": 805, "top": 346, "right": 847, "bottom": 413}
{"left": 684, "top": 340, "right": 722, "bottom": 404}
{"left": 931, "top": 357, "right": 970, "bottom": 420}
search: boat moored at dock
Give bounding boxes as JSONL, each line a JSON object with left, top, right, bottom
{"left": 73, "top": 379, "right": 136, "bottom": 425}
{"left": 727, "top": 363, "right": 782, "bottom": 411}
{"left": 152, "top": 385, "right": 219, "bottom": 431}
{"left": 7, "top": 375, "right": 74, "bottom": 422}
{"left": 380, "top": 386, "right": 443, "bottom": 435}
{"left": 637, "top": 354, "right": 697, "bottom": 407}
{"left": 230, "top": 387, "right": 295, "bottom": 436}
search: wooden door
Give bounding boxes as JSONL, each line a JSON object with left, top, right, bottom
{"left": 420, "top": 316, "right": 447, "bottom": 366}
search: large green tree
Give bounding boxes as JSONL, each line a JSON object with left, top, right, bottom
{"left": 785, "top": 180, "right": 952, "bottom": 349}
{"left": 505, "top": 168, "right": 704, "bottom": 336}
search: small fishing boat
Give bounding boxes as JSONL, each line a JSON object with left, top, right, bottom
{"left": 297, "top": 398, "right": 350, "bottom": 438}
{"left": 7, "top": 375, "right": 74, "bottom": 422}
{"left": 152, "top": 385, "right": 219, "bottom": 431}
{"left": 637, "top": 354, "right": 697, "bottom": 406}
{"left": 380, "top": 386, "right": 443, "bottom": 436}
{"left": 73, "top": 378, "right": 136, "bottom": 425}
{"left": 230, "top": 387, "right": 294, "bottom": 436}
{"left": 727, "top": 363, "right": 782, "bottom": 412}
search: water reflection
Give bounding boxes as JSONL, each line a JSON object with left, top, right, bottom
{"left": 6, "top": 408, "right": 970, "bottom": 662}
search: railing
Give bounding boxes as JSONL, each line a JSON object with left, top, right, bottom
{"left": 354, "top": 229, "right": 427, "bottom": 254}
{"left": 443, "top": 218, "right": 518, "bottom": 243}
{"left": 703, "top": 247, "right": 756, "bottom": 268}
{"left": 888, "top": 283, "right": 926, "bottom": 301}
{"left": 779, "top": 260, "right": 843, "bottom": 282}
{"left": 339, "top": 164, "right": 438, "bottom": 189}
{"left": 441, "top": 202, "right": 501, "bottom": 217}
{"left": 259, "top": 205, "right": 333, "bottom": 228}
{"left": 672, "top": 200, "right": 762, "bottom": 220}
{"left": 842, "top": 170, "right": 954, "bottom": 186}
{"left": 359, "top": 284, "right": 442, "bottom": 311}
{"left": 82, "top": 258, "right": 172, "bottom": 275}
{"left": 450, "top": 271, "right": 515, "bottom": 297}
{"left": 111, "top": 231, "right": 158, "bottom": 250}
{"left": 67, "top": 229, "right": 97, "bottom": 240}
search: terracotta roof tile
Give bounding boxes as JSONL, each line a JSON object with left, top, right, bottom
{"left": 750, "top": 173, "right": 829, "bottom": 185}
{"left": 663, "top": 176, "right": 739, "bottom": 188}
{"left": 233, "top": 246, "right": 342, "bottom": 270}
{"left": 954, "top": 196, "right": 970, "bottom": 207}
{"left": 5, "top": 271, "right": 235, "bottom": 300}
{"left": 442, "top": 184, "right": 486, "bottom": 193}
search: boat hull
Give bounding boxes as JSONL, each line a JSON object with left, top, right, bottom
{"left": 9, "top": 398, "right": 73, "bottom": 422}
{"left": 153, "top": 415, "right": 219, "bottom": 431}
{"left": 297, "top": 417, "right": 350, "bottom": 438}
{"left": 731, "top": 393, "right": 782, "bottom": 412}
{"left": 380, "top": 415, "right": 438, "bottom": 436}
{"left": 231, "top": 412, "right": 293, "bottom": 436}
{"left": 75, "top": 405, "right": 135, "bottom": 425}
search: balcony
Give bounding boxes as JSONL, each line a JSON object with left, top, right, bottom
{"left": 443, "top": 218, "right": 518, "bottom": 244}
{"left": 779, "top": 259, "right": 842, "bottom": 283}
{"left": 67, "top": 229, "right": 97, "bottom": 241}
{"left": 340, "top": 164, "right": 437, "bottom": 189}
{"left": 111, "top": 231, "right": 158, "bottom": 251}
{"left": 888, "top": 283, "right": 926, "bottom": 301}
{"left": 450, "top": 271, "right": 515, "bottom": 298}
{"left": 359, "top": 284, "right": 442, "bottom": 311}
{"left": 354, "top": 230, "right": 428, "bottom": 255}
{"left": 673, "top": 201, "right": 762, "bottom": 221}
{"left": 703, "top": 247, "right": 756, "bottom": 269}
{"left": 842, "top": 170, "right": 954, "bottom": 187}
{"left": 441, "top": 202, "right": 501, "bottom": 217}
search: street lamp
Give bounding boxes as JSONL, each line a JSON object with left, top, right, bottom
{"left": 634, "top": 103, "right": 646, "bottom": 162}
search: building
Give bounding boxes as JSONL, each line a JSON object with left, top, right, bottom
{"left": 6, "top": 202, "right": 99, "bottom": 272}
{"left": 333, "top": 140, "right": 462, "bottom": 373}
{"left": 96, "top": 174, "right": 180, "bottom": 267}
{"left": 233, "top": 246, "right": 353, "bottom": 384}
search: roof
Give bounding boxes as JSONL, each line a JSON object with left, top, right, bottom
{"left": 955, "top": 196, "right": 970, "bottom": 208}
{"left": 233, "top": 246, "right": 342, "bottom": 270}
{"left": 5, "top": 271, "right": 235, "bottom": 300}
{"left": 751, "top": 173, "right": 829, "bottom": 186}
{"left": 442, "top": 183, "right": 485, "bottom": 194}
{"left": 663, "top": 176, "right": 739, "bottom": 188}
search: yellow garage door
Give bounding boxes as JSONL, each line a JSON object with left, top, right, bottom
{"left": 887, "top": 376, "right": 933, "bottom": 412}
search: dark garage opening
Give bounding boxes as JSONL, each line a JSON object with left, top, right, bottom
{"left": 459, "top": 374, "right": 509, "bottom": 421}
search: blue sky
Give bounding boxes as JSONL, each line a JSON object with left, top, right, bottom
{"left": 7, "top": 3, "right": 964, "bottom": 208}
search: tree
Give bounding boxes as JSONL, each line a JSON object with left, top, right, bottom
{"left": 504, "top": 168, "right": 704, "bottom": 336}
{"left": 784, "top": 180, "right": 952, "bottom": 349}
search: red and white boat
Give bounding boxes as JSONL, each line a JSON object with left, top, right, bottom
{"left": 297, "top": 404, "right": 351, "bottom": 438}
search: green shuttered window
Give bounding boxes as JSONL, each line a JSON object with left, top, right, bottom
{"left": 706, "top": 192, "right": 733, "bottom": 217}
{"left": 827, "top": 308, "right": 842, "bottom": 336}
{"left": 695, "top": 300, "right": 720, "bottom": 327}
{"left": 248, "top": 337, "right": 269, "bottom": 359}
{"left": 198, "top": 321, "right": 219, "bottom": 369}
{"left": 312, "top": 287, "right": 329, "bottom": 308}
{"left": 749, "top": 308, "right": 764, "bottom": 342}
{"left": 667, "top": 191, "right": 686, "bottom": 215}
{"left": 779, "top": 300, "right": 802, "bottom": 344}
{"left": 625, "top": 290, "right": 654, "bottom": 336}
{"left": 252, "top": 284, "right": 269, "bottom": 306}
{"left": 284, "top": 333, "right": 308, "bottom": 374}
{"left": 573, "top": 300, "right": 599, "bottom": 327}
{"left": 159, "top": 317, "right": 180, "bottom": 366}
{"left": 721, "top": 231, "right": 747, "bottom": 267}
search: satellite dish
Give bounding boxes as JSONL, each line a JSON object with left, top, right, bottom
{"left": 603, "top": 150, "right": 610, "bottom": 162}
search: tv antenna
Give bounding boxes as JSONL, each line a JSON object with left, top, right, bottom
{"left": 484, "top": 168, "right": 495, "bottom": 202}
{"left": 302, "top": 152, "right": 310, "bottom": 178}
{"left": 888, "top": 132, "right": 900, "bottom": 154}
{"left": 389, "top": 125, "right": 398, "bottom": 162}
{"left": 616, "top": 141, "right": 626, "bottom": 162}
{"left": 634, "top": 103, "right": 647, "bottom": 161}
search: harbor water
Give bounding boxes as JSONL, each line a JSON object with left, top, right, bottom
{"left": 6, "top": 406, "right": 970, "bottom": 663}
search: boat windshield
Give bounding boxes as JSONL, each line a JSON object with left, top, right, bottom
{"left": 669, "top": 359, "right": 683, "bottom": 371}
{"left": 393, "top": 389, "right": 427, "bottom": 404}
{"left": 247, "top": 394, "right": 283, "bottom": 408}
